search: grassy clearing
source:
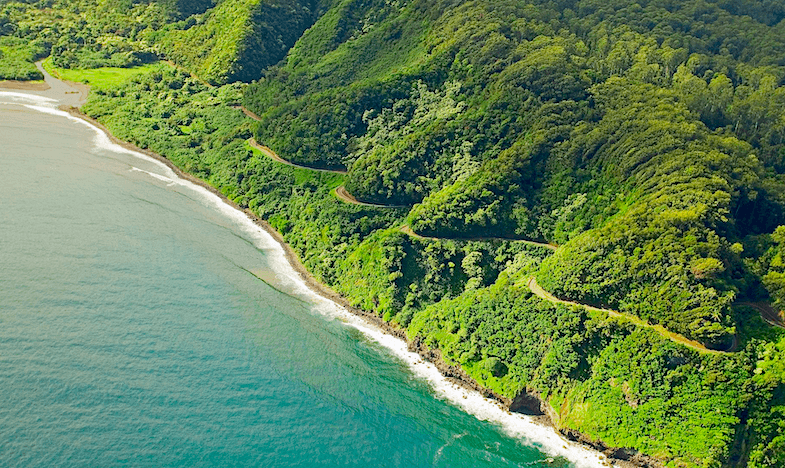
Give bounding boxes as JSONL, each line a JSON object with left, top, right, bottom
{"left": 42, "top": 58, "right": 169, "bottom": 90}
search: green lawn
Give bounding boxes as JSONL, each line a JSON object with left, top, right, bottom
{"left": 42, "top": 57, "right": 170, "bottom": 90}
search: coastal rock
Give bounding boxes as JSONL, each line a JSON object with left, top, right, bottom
{"left": 509, "top": 391, "right": 546, "bottom": 416}
{"left": 560, "top": 429, "right": 663, "bottom": 468}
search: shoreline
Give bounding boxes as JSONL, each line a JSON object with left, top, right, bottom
{"left": 0, "top": 62, "right": 89, "bottom": 107}
{"left": 61, "top": 104, "right": 661, "bottom": 468}
{"left": 63, "top": 106, "right": 520, "bottom": 406}
{"left": 0, "top": 79, "right": 50, "bottom": 90}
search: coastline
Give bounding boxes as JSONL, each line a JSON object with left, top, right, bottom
{"left": 63, "top": 106, "right": 512, "bottom": 403}
{"left": 65, "top": 105, "right": 661, "bottom": 468}
{"left": 0, "top": 76, "right": 676, "bottom": 468}
{"left": 0, "top": 80, "right": 50, "bottom": 90}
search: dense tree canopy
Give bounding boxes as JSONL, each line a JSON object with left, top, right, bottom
{"left": 5, "top": 0, "right": 785, "bottom": 465}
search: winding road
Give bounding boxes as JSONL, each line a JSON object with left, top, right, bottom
{"left": 400, "top": 225, "right": 557, "bottom": 250}
{"left": 333, "top": 185, "right": 407, "bottom": 208}
{"left": 248, "top": 138, "right": 347, "bottom": 174}
{"left": 247, "top": 138, "right": 408, "bottom": 208}
{"left": 241, "top": 113, "right": 776, "bottom": 350}
{"left": 524, "top": 277, "right": 735, "bottom": 354}
{"left": 738, "top": 301, "right": 785, "bottom": 329}
{"left": 239, "top": 105, "right": 262, "bottom": 121}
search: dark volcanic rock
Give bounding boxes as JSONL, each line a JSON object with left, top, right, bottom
{"left": 509, "top": 392, "right": 545, "bottom": 415}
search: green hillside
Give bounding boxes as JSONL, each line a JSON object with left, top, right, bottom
{"left": 4, "top": 0, "right": 785, "bottom": 465}
{"left": 158, "top": 0, "right": 325, "bottom": 84}
{"left": 241, "top": 0, "right": 785, "bottom": 351}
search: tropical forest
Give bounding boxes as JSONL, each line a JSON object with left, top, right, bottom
{"left": 2, "top": 0, "right": 785, "bottom": 465}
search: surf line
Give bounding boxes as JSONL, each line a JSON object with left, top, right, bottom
{"left": 12, "top": 98, "right": 613, "bottom": 468}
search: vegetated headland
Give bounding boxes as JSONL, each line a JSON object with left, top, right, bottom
{"left": 3, "top": 0, "right": 785, "bottom": 466}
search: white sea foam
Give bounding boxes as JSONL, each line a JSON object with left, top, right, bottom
{"left": 103, "top": 121, "right": 613, "bottom": 468}
{"left": 17, "top": 92, "right": 614, "bottom": 468}
{"left": 130, "top": 167, "right": 177, "bottom": 186}
{"left": 154, "top": 182, "right": 614, "bottom": 468}
{"left": 91, "top": 128, "right": 178, "bottom": 178}
{"left": 23, "top": 104, "right": 92, "bottom": 124}
{"left": 319, "top": 307, "right": 612, "bottom": 468}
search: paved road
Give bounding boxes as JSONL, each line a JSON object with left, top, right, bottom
{"left": 249, "top": 138, "right": 347, "bottom": 174}
{"left": 333, "top": 185, "right": 405, "bottom": 207}
{"left": 239, "top": 105, "right": 262, "bottom": 121}
{"left": 244, "top": 126, "right": 774, "bottom": 350}
{"left": 525, "top": 277, "right": 735, "bottom": 355}
{"left": 738, "top": 301, "right": 785, "bottom": 329}
{"left": 400, "top": 225, "right": 557, "bottom": 250}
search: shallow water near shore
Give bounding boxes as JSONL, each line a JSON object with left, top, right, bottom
{"left": 0, "top": 92, "right": 608, "bottom": 467}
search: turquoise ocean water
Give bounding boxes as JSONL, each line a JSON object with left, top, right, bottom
{"left": 0, "top": 92, "right": 604, "bottom": 467}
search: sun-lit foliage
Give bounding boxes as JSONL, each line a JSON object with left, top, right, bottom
{"left": 7, "top": 0, "right": 785, "bottom": 465}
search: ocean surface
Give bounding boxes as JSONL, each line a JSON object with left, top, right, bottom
{"left": 0, "top": 91, "right": 606, "bottom": 467}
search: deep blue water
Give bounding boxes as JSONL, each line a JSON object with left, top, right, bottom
{"left": 0, "top": 95, "right": 598, "bottom": 467}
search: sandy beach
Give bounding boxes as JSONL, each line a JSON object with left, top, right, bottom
{"left": 0, "top": 61, "right": 89, "bottom": 106}
{"left": 0, "top": 80, "right": 50, "bottom": 90}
